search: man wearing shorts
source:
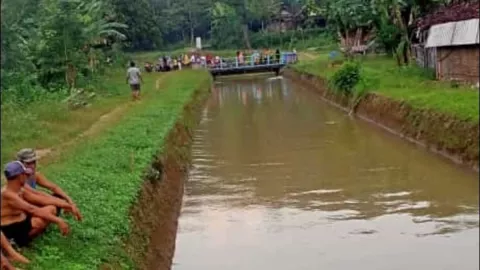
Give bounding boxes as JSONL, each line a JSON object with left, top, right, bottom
{"left": 1, "top": 231, "right": 29, "bottom": 269}
{"left": 126, "top": 61, "right": 143, "bottom": 101}
{"left": 1, "top": 161, "right": 69, "bottom": 247}
{"left": 17, "top": 148, "right": 82, "bottom": 220}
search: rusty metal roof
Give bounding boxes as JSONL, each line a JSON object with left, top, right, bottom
{"left": 426, "top": 18, "right": 479, "bottom": 48}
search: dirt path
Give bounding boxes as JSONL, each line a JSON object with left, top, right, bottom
{"left": 36, "top": 103, "right": 132, "bottom": 162}
{"left": 298, "top": 52, "right": 318, "bottom": 61}
{"left": 36, "top": 75, "right": 166, "bottom": 163}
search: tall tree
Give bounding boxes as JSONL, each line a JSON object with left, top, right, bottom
{"left": 109, "top": 0, "right": 161, "bottom": 50}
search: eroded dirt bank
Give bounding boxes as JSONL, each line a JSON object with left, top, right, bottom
{"left": 121, "top": 83, "right": 211, "bottom": 270}
{"left": 284, "top": 69, "right": 479, "bottom": 171}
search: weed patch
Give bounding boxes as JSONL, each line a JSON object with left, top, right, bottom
{"left": 20, "top": 70, "right": 211, "bottom": 269}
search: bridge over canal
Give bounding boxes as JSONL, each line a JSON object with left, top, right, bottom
{"left": 203, "top": 52, "right": 298, "bottom": 78}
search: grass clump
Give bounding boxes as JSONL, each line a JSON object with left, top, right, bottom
{"left": 20, "top": 70, "right": 211, "bottom": 270}
{"left": 293, "top": 54, "right": 479, "bottom": 122}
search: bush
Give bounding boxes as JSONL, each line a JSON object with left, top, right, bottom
{"left": 329, "top": 61, "right": 362, "bottom": 95}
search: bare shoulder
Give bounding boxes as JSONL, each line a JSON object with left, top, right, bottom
{"left": 1, "top": 188, "right": 18, "bottom": 200}
{"left": 35, "top": 171, "right": 46, "bottom": 179}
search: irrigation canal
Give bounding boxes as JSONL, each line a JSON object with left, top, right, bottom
{"left": 172, "top": 74, "right": 479, "bottom": 270}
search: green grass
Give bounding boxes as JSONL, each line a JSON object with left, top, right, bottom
{"left": 0, "top": 69, "right": 132, "bottom": 165}
{"left": 19, "top": 70, "right": 211, "bottom": 269}
{"left": 293, "top": 54, "right": 480, "bottom": 122}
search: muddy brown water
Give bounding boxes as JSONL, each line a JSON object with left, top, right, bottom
{"left": 172, "top": 75, "right": 479, "bottom": 270}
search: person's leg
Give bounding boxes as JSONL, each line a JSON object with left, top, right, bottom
{"left": 134, "top": 84, "right": 141, "bottom": 100}
{"left": 0, "top": 232, "right": 29, "bottom": 264}
{"left": 130, "top": 85, "right": 136, "bottom": 101}
{"left": 29, "top": 206, "right": 56, "bottom": 238}
{"left": 1, "top": 252, "right": 16, "bottom": 270}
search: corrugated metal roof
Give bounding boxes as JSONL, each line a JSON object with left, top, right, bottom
{"left": 452, "top": 18, "right": 479, "bottom": 45}
{"left": 426, "top": 18, "right": 479, "bottom": 48}
{"left": 426, "top": 22, "right": 455, "bottom": 48}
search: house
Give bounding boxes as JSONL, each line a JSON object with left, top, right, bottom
{"left": 266, "top": 6, "right": 326, "bottom": 33}
{"left": 413, "top": 1, "right": 479, "bottom": 85}
{"left": 425, "top": 18, "right": 479, "bottom": 84}
{"left": 267, "top": 10, "right": 296, "bottom": 32}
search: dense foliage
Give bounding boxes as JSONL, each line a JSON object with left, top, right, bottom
{"left": 1, "top": 0, "right": 464, "bottom": 103}
{"left": 1, "top": 0, "right": 128, "bottom": 104}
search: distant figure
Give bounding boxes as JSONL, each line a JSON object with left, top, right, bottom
{"left": 206, "top": 54, "right": 213, "bottom": 66}
{"left": 275, "top": 49, "right": 281, "bottom": 64}
{"left": 239, "top": 51, "right": 245, "bottom": 65}
{"left": 126, "top": 61, "right": 143, "bottom": 101}
{"left": 183, "top": 54, "right": 190, "bottom": 67}
{"left": 144, "top": 62, "right": 153, "bottom": 73}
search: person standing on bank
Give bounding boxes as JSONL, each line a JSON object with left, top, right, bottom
{"left": 17, "top": 149, "right": 82, "bottom": 221}
{"left": 126, "top": 61, "right": 143, "bottom": 101}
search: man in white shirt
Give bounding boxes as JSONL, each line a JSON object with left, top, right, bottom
{"left": 126, "top": 61, "right": 144, "bottom": 101}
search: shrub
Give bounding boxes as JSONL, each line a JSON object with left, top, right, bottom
{"left": 329, "top": 61, "right": 362, "bottom": 95}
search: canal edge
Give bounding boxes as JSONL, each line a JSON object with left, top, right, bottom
{"left": 113, "top": 77, "right": 213, "bottom": 270}
{"left": 283, "top": 68, "right": 479, "bottom": 172}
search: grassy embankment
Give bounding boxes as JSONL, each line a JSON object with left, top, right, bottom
{"left": 2, "top": 68, "right": 211, "bottom": 269}
{"left": 1, "top": 69, "right": 131, "bottom": 165}
{"left": 293, "top": 53, "right": 479, "bottom": 123}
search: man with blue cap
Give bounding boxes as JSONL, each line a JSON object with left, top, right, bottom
{"left": 1, "top": 161, "right": 70, "bottom": 247}
{"left": 17, "top": 148, "right": 82, "bottom": 221}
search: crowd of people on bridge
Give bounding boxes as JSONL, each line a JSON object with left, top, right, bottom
{"left": 1, "top": 149, "right": 82, "bottom": 269}
{"left": 142, "top": 48, "right": 298, "bottom": 73}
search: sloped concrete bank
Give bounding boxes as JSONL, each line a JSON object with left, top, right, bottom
{"left": 122, "top": 83, "right": 211, "bottom": 270}
{"left": 284, "top": 68, "right": 479, "bottom": 171}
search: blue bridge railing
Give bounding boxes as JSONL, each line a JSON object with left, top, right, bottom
{"left": 201, "top": 52, "right": 298, "bottom": 71}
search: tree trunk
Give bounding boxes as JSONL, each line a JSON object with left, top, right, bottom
{"left": 190, "top": 25, "right": 194, "bottom": 47}
{"left": 242, "top": 24, "right": 251, "bottom": 49}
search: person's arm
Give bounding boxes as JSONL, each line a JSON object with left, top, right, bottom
{"left": 34, "top": 173, "right": 74, "bottom": 205}
{"left": 22, "top": 187, "right": 72, "bottom": 211}
{"left": 23, "top": 180, "right": 82, "bottom": 221}
{"left": 138, "top": 70, "right": 144, "bottom": 84}
{"left": 3, "top": 191, "right": 69, "bottom": 235}
{"left": 126, "top": 70, "right": 130, "bottom": 84}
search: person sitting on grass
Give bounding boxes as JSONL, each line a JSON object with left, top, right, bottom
{"left": 17, "top": 149, "right": 82, "bottom": 221}
{"left": 126, "top": 61, "right": 143, "bottom": 101}
{"left": 1, "top": 231, "right": 29, "bottom": 269}
{"left": 1, "top": 161, "right": 70, "bottom": 248}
